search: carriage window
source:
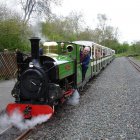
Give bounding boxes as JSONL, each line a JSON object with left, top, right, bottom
{"left": 92, "top": 46, "right": 94, "bottom": 58}
{"left": 103, "top": 49, "right": 107, "bottom": 56}
{"left": 80, "top": 46, "right": 84, "bottom": 52}
{"left": 66, "top": 45, "right": 74, "bottom": 52}
{"left": 92, "top": 47, "right": 94, "bottom": 53}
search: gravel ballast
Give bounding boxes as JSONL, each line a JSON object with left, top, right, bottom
{"left": 27, "top": 57, "right": 140, "bottom": 140}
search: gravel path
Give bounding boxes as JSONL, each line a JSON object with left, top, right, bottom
{"left": 27, "top": 57, "right": 140, "bottom": 140}
{"left": 0, "top": 79, "right": 15, "bottom": 111}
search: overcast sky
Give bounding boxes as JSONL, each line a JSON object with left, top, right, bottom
{"left": 1, "top": 0, "right": 140, "bottom": 43}
{"left": 52, "top": 0, "right": 140, "bottom": 43}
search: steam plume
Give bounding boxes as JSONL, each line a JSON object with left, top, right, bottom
{"left": 0, "top": 110, "right": 51, "bottom": 131}
{"left": 67, "top": 90, "right": 80, "bottom": 106}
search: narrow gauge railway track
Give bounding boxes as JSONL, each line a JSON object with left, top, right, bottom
{"left": 127, "top": 57, "right": 140, "bottom": 72}
{"left": 0, "top": 126, "right": 13, "bottom": 136}
{"left": 0, "top": 126, "right": 20, "bottom": 140}
{"left": 0, "top": 125, "right": 34, "bottom": 140}
{"left": 15, "top": 129, "right": 32, "bottom": 140}
{"left": 0, "top": 118, "right": 45, "bottom": 140}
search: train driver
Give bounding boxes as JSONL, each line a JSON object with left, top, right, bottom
{"left": 80, "top": 46, "right": 90, "bottom": 81}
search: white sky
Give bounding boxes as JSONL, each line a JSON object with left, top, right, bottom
{"left": 52, "top": 0, "right": 140, "bottom": 43}
{"left": 1, "top": 0, "right": 140, "bottom": 43}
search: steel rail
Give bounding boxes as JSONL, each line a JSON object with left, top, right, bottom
{"left": 15, "top": 122, "right": 44, "bottom": 140}
{"left": 127, "top": 57, "right": 140, "bottom": 72}
{"left": 0, "top": 126, "right": 32, "bottom": 140}
{"left": 15, "top": 129, "right": 33, "bottom": 140}
{"left": 0, "top": 126, "right": 13, "bottom": 136}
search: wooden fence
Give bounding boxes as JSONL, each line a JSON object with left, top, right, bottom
{"left": 0, "top": 52, "right": 17, "bottom": 80}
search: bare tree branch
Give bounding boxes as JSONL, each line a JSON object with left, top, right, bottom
{"left": 20, "top": 0, "right": 61, "bottom": 24}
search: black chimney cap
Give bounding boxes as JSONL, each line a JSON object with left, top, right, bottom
{"left": 30, "top": 37, "right": 40, "bottom": 40}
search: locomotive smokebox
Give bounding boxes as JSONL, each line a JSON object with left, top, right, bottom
{"left": 30, "top": 37, "right": 40, "bottom": 60}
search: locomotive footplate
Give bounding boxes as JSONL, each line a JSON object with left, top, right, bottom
{"left": 6, "top": 103, "right": 54, "bottom": 119}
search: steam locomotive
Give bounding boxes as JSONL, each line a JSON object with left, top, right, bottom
{"left": 6, "top": 37, "right": 115, "bottom": 119}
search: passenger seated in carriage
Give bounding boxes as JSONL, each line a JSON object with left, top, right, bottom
{"left": 80, "top": 46, "right": 90, "bottom": 81}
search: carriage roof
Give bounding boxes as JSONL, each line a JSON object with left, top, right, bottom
{"left": 73, "top": 41, "right": 105, "bottom": 49}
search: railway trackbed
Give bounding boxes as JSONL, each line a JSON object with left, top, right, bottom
{"left": 15, "top": 129, "right": 32, "bottom": 140}
{"left": 0, "top": 126, "right": 13, "bottom": 136}
{"left": 127, "top": 57, "right": 140, "bottom": 72}
{"left": 0, "top": 125, "right": 34, "bottom": 140}
{"left": 0, "top": 110, "right": 47, "bottom": 140}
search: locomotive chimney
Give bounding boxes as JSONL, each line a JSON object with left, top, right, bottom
{"left": 30, "top": 37, "right": 40, "bottom": 60}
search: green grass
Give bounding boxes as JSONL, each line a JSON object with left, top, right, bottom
{"left": 116, "top": 52, "right": 140, "bottom": 58}
{"left": 134, "top": 55, "right": 140, "bottom": 60}
{"left": 115, "top": 53, "right": 128, "bottom": 57}
{"left": 115, "top": 52, "right": 140, "bottom": 62}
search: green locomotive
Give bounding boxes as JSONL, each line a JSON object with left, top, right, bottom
{"left": 6, "top": 38, "right": 115, "bottom": 119}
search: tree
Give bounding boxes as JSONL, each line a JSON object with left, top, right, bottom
{"left": 65, "top": 11, "right": 83, "bottom": 38}
{"left": 41, "top": 11, "right": 84, "bottom": 41}
{"left": 130, "top": 41, "right": 140, "bottom": 55}
{"left": 0, "top": 5, "right": 31, "bottom": 52}
{"left": 20, "top": 0, "right": 61, "bottom": 24}
{"left": 97, "top": 14, "right": 108, "bottom": 43}
{"left": 94, "top": 14, "right": 120, "bottom": 46}
{"left": 78, "top": 27, "right": 94, "bottom": 41}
